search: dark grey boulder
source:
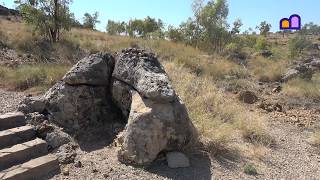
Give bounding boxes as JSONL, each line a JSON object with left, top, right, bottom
{"left": 63, "top": 53, "right": 114, "bottom": 86}
{"left": 112, "top": 48, "right": 176, "bottom": 102}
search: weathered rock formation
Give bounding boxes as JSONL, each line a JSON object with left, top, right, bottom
{"left": 19, "top": 48, "right": 197, "bottom": 166}
{"left": 282, "top": 58, "right": 320, "bottom": 82}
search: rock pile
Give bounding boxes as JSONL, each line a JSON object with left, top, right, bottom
{"left": 19, "top": 48, "right": 197, "bottom": 166}
{"left": 282, "top": 58, "right": 320, "bottom": 82}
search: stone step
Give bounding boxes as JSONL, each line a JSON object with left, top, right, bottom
{"left": 0, "top": 126, "right": 36, "bottom": 149}
{"left": 0, "top": 138, "right": 48, "bottom": 170}
{"left": 0, "top": 112, "right": 25, "bottom": 131}
{"left": 0, "top": 154, "right": 59, "bottom": 180}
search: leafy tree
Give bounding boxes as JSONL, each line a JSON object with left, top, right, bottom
{"left": 106, "top": 20, "right": 126, "bottom": 35}
{"left": 231, "top": 19, "right": 243, "bottom": 35}
{"left": 179, "top": 18, "right": 202, "bottom": 46}
{"left": 300, "top": 22, "right": 320, "bottom": 35}
{"left": 15, "top": 0, "right": 73, "bottom": 42}
{"left": 194, "top": 0, "right": 230, "bottom": 52}
{"left": 69, "top": 13, "right": 82, "bottom": 28}
{"left": 256, "top": 21, "right": 271, "bottom": 36}
{"left": 167, "top": 25, "right": 184, "bottom": 42}
{"left": 83, "top": 12, "right": 100, "bottom": 30}
{"left": 127, "top": 19, "right": 144, "bottom": 37}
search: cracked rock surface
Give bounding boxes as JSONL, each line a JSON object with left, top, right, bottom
{"left": 19, "top": 48, "right": 197, "bottom": 165}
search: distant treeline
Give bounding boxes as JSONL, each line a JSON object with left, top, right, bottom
{"left": 13, "top": 0, "right": 320, "bottom": 53}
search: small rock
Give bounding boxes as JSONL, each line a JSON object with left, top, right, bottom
{"left": 238, "top": 91, "right": 258, "bottom": 104}
{"left": 46, "top": 130, "right": 72, "bottom": 149}
{"left": 103, "top": 174, "right": 109, "bottom": 178}
{"left": 272, "top": 86, "right": 282, "bottom": 93}
{"left": 62, "top": 167, "right": 69, "bottom": 176}
{"left": 18, "top": 96, "right": 46, "bottom": 114}
{"left": 166, "top": 152, "right": 190, "bottom": 168}
{"left": 92, "top": 169, "right": 98, "bottom": 173}
{"left": 55, "top": 144, "right": 77, "bottom": 164}
{"left": 74, "top": 160, "right": 82, "bottom": 168}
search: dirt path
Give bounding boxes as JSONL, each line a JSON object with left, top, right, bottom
{"left": 258, "top": 112, "right": 320, "bottom": 179}
{"left": 0, "top": 88, "right": 25, "bottom": 114}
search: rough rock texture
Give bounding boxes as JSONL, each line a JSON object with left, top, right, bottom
{"left": 112, "top": 49, "right": 196, "bottom": 165}
{"left": 18, "top": 96, "right": 46, "bottom": 114}
{"left": 63, "top": 53, "right": 114, "bottom": 86}
{"left": 111, "top": 80, "right": 132, "bottom": 118}
{"left": 116, "top": 91, "right": 196, "bottom": 165}
{"left": 42, "top": 53, "right": 119, "bottom": 130}
{"left": 19, "top": 49, "right": 197, "bottom": 166}
{"left": 46, "top": 129, "right": 73, "bottom": 149}
{"left": 166, "top": 152, "right": 190, "bottom": 168}
{"left": 282, "top": 58, "right": 320, "bottom": 82}
{"left": 238, "top": 91, "right": 258, "bottom": 104}
{"left": 113, "top": 48, "right": 176, "bottom": 102}
{"left": 44, "top": 81, "right": 114, "bottom": 129}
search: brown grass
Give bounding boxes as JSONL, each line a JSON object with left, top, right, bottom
{"left": 283, "top": 73, "right": 320, "bottom": 99}
{"left": 249, "top": 56, "right": 289, "bottom": 82}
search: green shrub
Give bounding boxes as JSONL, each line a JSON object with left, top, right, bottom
{"left": 243, "top": 35, "right": 257, "bottom": 48}
{"left": 255, "top": 36, "right": 269, "bottom": 51}
{"left": 244, "top": 163, "right": 258, "bottom": 175}
{"left": 288, "top": 36, "right": 312, "bottom": 57}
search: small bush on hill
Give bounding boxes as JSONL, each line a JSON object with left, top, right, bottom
{"left": 255, "top": 36, "right": 269, "bottom": 51}
{"left": 288, "top": 36, "right": 312, "bottom": 57}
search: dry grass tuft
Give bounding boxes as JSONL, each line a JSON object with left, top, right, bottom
{"left": 283, "top": 73, "right": 320, "bottom": 99}
{"left": 0, "top": 64, "right": 70, "bottom": 91}
{"left": 249, "top": 56, "right": 288, "bottom": 82}
{"left": 308, "top": 131, "right": 320, "bottom": 147}
{"left": 164, "top": 62, "right": 272, "bottom": 155}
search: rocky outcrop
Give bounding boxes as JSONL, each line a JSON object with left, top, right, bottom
{"left": 238, "top": 91, "right": 258, "bottom": 104}
{"left": 63, "top": 53, "right": 114, "bottom": 86}
{"left": 42, "top": 53, "right": 120, "bottom": 130}
{"left": 112, "top": 49, "right": 196, "bottom": 165}
{"left": 113, "top": 49, "right": 176, "bottom": 102}
{"left": 19, "top": 48, "right": 197, "bottom": 166}
{"left": 116, "top": 93, "right": 196, "bottom": 165}
{"left": 282, "top": 58, "right": 320, "bottom": 82}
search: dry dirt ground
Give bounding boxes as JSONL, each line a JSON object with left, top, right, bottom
{"left": 1, "top": 88, "right": 320, "bottom": 180}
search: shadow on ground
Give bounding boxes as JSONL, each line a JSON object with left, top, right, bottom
{"left": 73, "top": 122, "right": 125, "bottom": 152}
{"left": 146, "top": 152, "right": 212, "bottom": 180}
{"left": 211, "top": 147, "right": 242, "bottom": 171}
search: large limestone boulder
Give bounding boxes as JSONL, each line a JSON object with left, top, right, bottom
{"left": 63, "top": 53, "right": 114, "bottom": 86}
{"left": 43, "top": 53, "right": 119, "bottom": 130}
{"left": 113, "top": 48, "right": 176, "bottom": 102}
{"left": 44, "top": 81, "right": 114, "bottom": 129}
{"left": 113, "top": 48, "right": 197, "bottom": 165}
{"left": 117, "top": 92, "right": 196, "bottom": 165}
{"left": 19, "top": 49, "right": 197, "bottom": 166}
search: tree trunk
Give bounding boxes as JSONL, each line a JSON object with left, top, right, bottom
{"left": 52, "top": 0, "right": 59, "bottom": 42}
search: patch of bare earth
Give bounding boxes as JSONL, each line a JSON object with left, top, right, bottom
{"left": 0, "top": 88, "right": 25, "bottom": 114}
